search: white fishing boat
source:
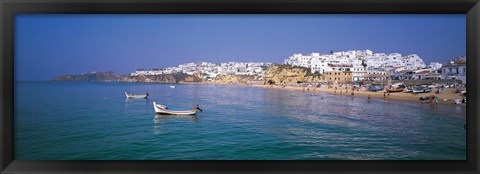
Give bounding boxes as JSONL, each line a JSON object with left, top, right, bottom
{"left": 170, "top": 86, "right": 176, "bottom": 88}
{"left": 153, "top": 102, "right": 198, "bottom": 115}
{"left": 125, "top": 92, "right": 149, "bottom": 99}
{"left": 454, "top": 99, "right": 462, "bottom": 104}
{"left": 404, "top": 86, "right": 414, "bottom": 93}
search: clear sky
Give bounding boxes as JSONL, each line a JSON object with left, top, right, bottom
{"left": 15, "top": 14, "right": 465, "bottom": 81}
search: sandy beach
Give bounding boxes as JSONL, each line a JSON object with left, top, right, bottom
{"left": 180, "top": 81, "right": 467, "bottom": 107}
{"left": 250, "top": 84, "right": 466, "bottom": 107}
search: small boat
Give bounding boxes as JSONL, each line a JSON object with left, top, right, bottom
{"left": 170, "top": 86, "right": 176, "bottom": 89}
{"left": 413, "top": 86, "right": 431, "bottom": 93}
{"left": 367, "top": 85, "right": 384, "bottom": 92}
{"left": 386, "top": 87, "right": 403, "bottom": 93}
{"left": 419, "top": 96, "right": 430, "bottom": 100}
{"left": 454, "top": 99, "right": 462, "bottom": 104}
{"left": 153, "top": 102, "right": 198, "bottom": 115}
{"left": 404, "top": 86, "right": 413, "bottom": 93}
{"left": 125, "top": 92, "right": 149, "bottom": 99}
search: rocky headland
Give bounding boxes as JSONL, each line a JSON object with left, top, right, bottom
{"left": 54, "top": 72, "right": 204, "bottom": 83}
{"left": 53, "top": 64, "right": 323, "bottom": 85}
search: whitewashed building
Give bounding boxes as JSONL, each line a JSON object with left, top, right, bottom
{"left": 284, "top": 50, "right": 427, "bottom": 81}
{"left": 428, "top": 62, "right": 443, "bottom": 71}
{"left": 402, "top": 54, "right": 426, "bottom": 70}
{"left": 442, "top": 57, "right": 466, "bottom": 83}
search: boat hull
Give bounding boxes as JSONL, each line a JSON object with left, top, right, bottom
{"left": 125, "top": 92, "right": 148, "bottom": 99}
{"left": 153, "top": 102, "right": 197, "bottom": 115}
{"left": 367, "top": 87, "right": 384, "bottom": 92}
{"left": 386, "top": 87, "right": 403, "bottom": 93}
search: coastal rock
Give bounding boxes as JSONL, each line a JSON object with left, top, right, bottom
{"left": 54, "top": 71, "right": 265, "bottom": 84}
{"left": 54, "top": 71, "right": 208, "bottom": 83}
{"left": 180, "top": 73, "right": 204, "bottom": 83}
{"left": 53, "top": 71, "right": 122, "bottom": 81}
{"left": 212, "top": 75, "right": 258, "bottom": 84}
{"left": 263, "top": 64, "right": 323, "bottom": 85}
{"left": 121, "top": 74, "right": 178, "bottom": 83}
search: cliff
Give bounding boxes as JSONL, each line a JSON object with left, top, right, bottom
{"left": 263, "top": 64, "right": 323, "bottom": 85}
{"left": 120, "top": 74, "right": 177, "bottom": 83}
{"left": 54, "top": 66, "right": 323, "bottom": 85}
{"left": 178, "top": 73, "right": 205, "bottom": 83}
{"left": 212, "top": 75, "right": 259, "bottom": 84}
{"left": 54, "top": 71, "right": 209, "bottom": 83}
{"left": 53, "top": 71, "right": 123, "bottom": 81}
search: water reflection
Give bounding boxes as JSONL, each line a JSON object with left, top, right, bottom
{"left": 153, "top": 114, "right": 199, "bottom": 123}
{"left": 124, "top": 98, "right": 149, "bottom": 110}
{"left": 125, "top": 98, "right": 148, "bottom": 103}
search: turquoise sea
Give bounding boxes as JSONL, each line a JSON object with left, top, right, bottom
{"left": 14, "top": 81, "right": 466, "bottom": 160}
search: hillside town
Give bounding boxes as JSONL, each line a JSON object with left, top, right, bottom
{"left": 130, "top": 49, "right": 466, "bottom": 84}
{"left": 130, "top": 62, "right": 273, "bottom": 81}
{"left": 284, "top": 49, "right": 465, "bottom": 84}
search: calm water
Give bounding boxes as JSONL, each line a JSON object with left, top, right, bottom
{"left": 14, "top": 81, "right": 466, "bottom": 160}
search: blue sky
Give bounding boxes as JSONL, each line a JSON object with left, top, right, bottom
{"left": 15, "top": 14, "right": 465, "bottom": 81}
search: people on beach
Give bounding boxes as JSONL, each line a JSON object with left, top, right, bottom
{"left": 253, "top": 82, "right": 463, "bottom": 108}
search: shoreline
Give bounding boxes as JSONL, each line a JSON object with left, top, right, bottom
{"left": 249, "top": 84, "right": 466, "bottom": 107}
{"left": 54, "top": 80, "right": 467, "bottom": 107}
{"left": 179, "top": 81, "right": 466, "bottom": 108}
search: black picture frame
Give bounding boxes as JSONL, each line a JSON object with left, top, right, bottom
{"left": 1, "top": 0, "right": 479, "bottom": 173}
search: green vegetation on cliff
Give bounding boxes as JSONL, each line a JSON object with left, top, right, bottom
{"left": 53, "top": 71, "right": 122, "bottom": 81}
{"left": 54, "top": 71, "right": 200, "bottom": 83}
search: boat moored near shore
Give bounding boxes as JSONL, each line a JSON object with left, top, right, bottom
{"left": 153, "top": 102, "right": 198, "bottom": 115}
{"left": 125, "top": 92, "right": 149, "bottom": 99}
